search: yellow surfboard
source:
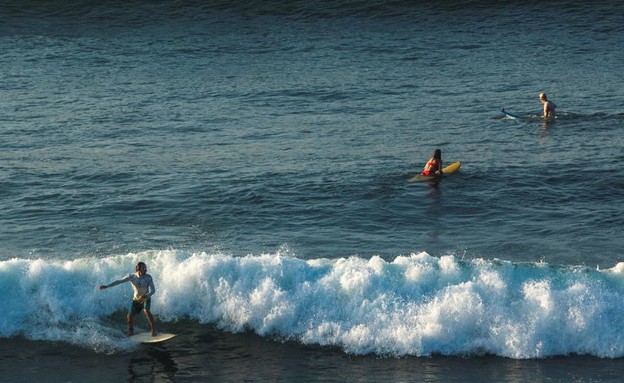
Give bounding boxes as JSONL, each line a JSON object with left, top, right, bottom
{"left": 409, "top": 161, "right": 461, "bottom": 182}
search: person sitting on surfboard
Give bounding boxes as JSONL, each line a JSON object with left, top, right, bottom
{"left": 99, "top": 262, "right": 157, "bottom": 336}
{"left": 539, "top": 92, "right": 556, "bottom": 119}
{"left": 421, "top": 149, "right": 443, "bottom": 176}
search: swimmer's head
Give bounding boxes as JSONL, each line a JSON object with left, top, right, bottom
{"left": 433, "top": 148, "right": 442, "bottom": 160}
{"left": 539, "top": 92, "right": 548, "bottom": 101}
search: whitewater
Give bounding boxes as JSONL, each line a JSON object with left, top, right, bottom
{"left": 3, "top": 251, "right": 623, "bottom": 358}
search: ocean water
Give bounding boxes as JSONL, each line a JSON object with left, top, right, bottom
{"left": 1, "top": 0, "right": 624, "bottom": 382}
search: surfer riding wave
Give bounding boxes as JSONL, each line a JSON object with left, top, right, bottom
{"left": 99, "top": 262, "right": 157, "bottom": 336}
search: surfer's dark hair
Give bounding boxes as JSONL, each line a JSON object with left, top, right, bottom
{"left": 433, "top": 149, "right": 442, "bottom": 160}
{"left": 136, "top": 262, "right": 147, "bottom": 272}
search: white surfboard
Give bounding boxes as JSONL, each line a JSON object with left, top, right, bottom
{"left": 129, "top": 332, "right": 177, "bottom": 344}
{"left": 501, "top": 108, "right": 521, "bottom": 119}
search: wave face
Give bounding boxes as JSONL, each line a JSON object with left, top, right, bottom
{"left": 2, "top": 251, "right": 624, "bottom": 357}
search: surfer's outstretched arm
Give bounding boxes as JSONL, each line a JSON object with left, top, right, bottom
{"left": 98, "top": 274, "right": 132, "bottom": 290}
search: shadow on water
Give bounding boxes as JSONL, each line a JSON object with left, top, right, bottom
{"left": 128, "top": 347, "right": 178, "bottom": 383}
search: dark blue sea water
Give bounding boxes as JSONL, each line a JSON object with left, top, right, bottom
{"left": 2, "top": 1, "right": 624, "bottom": 381}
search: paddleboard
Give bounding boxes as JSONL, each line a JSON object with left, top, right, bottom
{"left": 409, "top": 161, "right": 461, "bottom": 182}
{"left": 501, "top": 108, "right": 521, "bottom": 119}
{"left": 129, "top": 332, "right": 177, "bottom": 344}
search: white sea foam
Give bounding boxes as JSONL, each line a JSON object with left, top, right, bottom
{"left": 1, "top": 250, "right": 623, "bottom": 358}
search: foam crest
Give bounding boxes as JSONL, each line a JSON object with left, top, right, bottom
{"left": 1, "top": 251, "right": 624, "bottom": 358}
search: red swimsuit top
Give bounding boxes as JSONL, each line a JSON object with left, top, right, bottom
{"left": 421, "top": 158, "right": 440, "bottom": 176}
